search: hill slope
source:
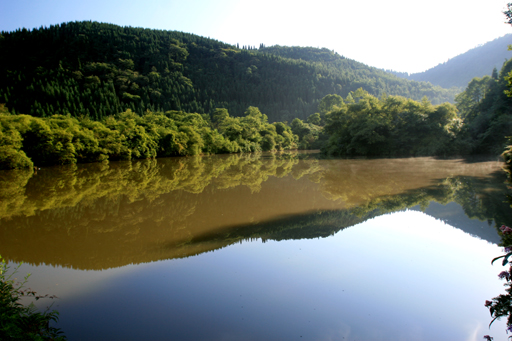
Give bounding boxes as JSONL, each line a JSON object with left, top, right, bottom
{"left": 0, "top": 21, "right": 457, "bottom": 122}
{"left": 390, "top": 34, "right": 512, "bottom": 89}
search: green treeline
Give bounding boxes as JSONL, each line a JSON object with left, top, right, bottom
{"left": 455, "top": 58, "right": 512, "bottom": 155}
{"left": 0, "top": 21, "right": 457, "bottom": 124}
{"left": 318, "top": 91, "right": 463, "bottom": 156}
{"left": 288, "top": 91, "right": 465, "bottom": 155}
{"left": 290, "top": 56, "right": 512, "bottom": 156}
{"left": 1, "top": 20, "right": 511, "bottom": 161}
{"left": 0, "top": 104, "right": 297, "bottom": 169}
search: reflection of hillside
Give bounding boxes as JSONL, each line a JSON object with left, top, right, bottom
{"left": 0, "top": 154, "right": 509, "bottom": 270}
{"left": 420, "top": 202, "right": 501, "bottom": 244}
{"left": 183, "top": 172, "right": 511, "bottom": 248}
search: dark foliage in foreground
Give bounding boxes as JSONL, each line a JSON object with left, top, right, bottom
{"left": 0, "top": 257, "right": 65, "bottom": 340}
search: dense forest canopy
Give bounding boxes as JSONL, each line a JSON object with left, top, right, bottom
{"left": 1, "top": 20, "right": 512, "bottom": 168}
{"left": 320, "top": 91, "right": 463, "bottom": 157}
{"left": 0, "top": 103, "right": 298, "bottom": 169}
{"left": 291, "top": 48, "right": 512, "bottom": 157}
{"left": 455, "top": 57, "right": 512, "bottom": 155}
{"left": 0, "top": 21, "right": 458, "bottom": 124}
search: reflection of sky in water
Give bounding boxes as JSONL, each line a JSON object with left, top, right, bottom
{"left": 15, "top": 210, "right": 509, "bottom": 340}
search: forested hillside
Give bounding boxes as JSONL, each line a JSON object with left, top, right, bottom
{"left": 3, "top": 20, "right": 510, "bottom": 169}
{"left": 455, "top": 57, "right": 512, "bottom": 155}
{"left": 0, "top": 21, "right": 457, "bottom": 123}
{"left": 309, "top": 52, "right": 512, "bottom": 158}
{"left": 390, "top": 34, "right": 512, "bottom": 89}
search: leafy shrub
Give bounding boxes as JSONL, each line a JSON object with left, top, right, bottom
{"left": 0, "top": 257, "right": 65, "bottom": 340}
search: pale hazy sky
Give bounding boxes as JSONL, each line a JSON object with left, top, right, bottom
{"left": 1, "top": 0, "right": 511, "bottom": 73}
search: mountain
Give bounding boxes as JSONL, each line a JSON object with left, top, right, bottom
{"left": 389, "top": 34, "right": 512, "bottom": 89}
{"left": 0, "top": 21, "right": 458, "bottom": 123}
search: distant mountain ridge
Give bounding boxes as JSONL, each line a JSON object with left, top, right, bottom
{"left": 389, "top": 34, "right": 512, "bottom": 89}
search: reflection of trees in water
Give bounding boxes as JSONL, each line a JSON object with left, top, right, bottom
{"left": 0, "top": 152, "right": 318, "bottom": 269}
{"left": 0, "top": 154, "right": 510, "bottom": 270}
{"left": 194, "top": 171, "right": 511, "bottom": 247}
{"left": 315, "top": 157, "right": 504, "bottom": 206}
{"left": 0, "top": 152, "right": 311, "bottom": 222}
{"left": 311, "top": 158, "right": 512, "bottom": 238}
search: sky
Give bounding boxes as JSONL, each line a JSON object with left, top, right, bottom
{"left": 1, "top": 0, "right": 511, "bottom": 74}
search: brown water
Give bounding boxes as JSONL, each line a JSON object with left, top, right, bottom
{"left": 0, "top": 152, "right": 510, "bottom": 340}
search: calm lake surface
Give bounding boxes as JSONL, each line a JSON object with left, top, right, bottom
{"left": 1, "top": 152, "right": 511, "bottom": 340}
